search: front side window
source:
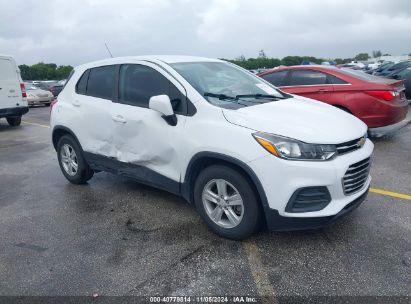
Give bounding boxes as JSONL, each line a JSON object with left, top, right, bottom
{"left": 86, "top": 65, "right": 116, "bottom": 100}
{"left": 261, "top": 70, "right": 288, "bottom": 87}
{"left": 118, "top": 64, "right": 186, "bottom": 114}
{"left": 171, "top": 62, "right": 287, "bottom": 109}
{"left": 289, "top": 70, "right": 328, "bottom": 86}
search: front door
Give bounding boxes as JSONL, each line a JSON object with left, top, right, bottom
{"left": 110, "top": 62, "right": 188, "bottom": 192}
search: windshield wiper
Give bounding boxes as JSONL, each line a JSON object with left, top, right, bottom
{"left": 204, "top": 92, "right": 236, "bottom": 100}
{"left": 235, "top": 93, "right": 286, "bottom": 100}
{"left": 204, "top": 92, "right": 250, "bottom": 106}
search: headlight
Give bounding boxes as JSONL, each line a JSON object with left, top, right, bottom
{"left": 253, "top": 132, "right": 337, "bottom": 161}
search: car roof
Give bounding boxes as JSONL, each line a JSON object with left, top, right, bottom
{"left": 75, "top": 55, "right": 223, "bottom": 70}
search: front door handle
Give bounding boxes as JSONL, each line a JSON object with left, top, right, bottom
{"left": 112, "top": 115, "right": 126, "bottom": 124}
{"left": 317, "top": 89, "right": 329, "bottom": 93}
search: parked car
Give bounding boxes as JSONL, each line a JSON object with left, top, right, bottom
{"left": 258, "top": 65, "right": 409, "bottom": 137}
{"left": 25, "top": 83, "right": 54, "bottom": 106}
{"left": 366, "top": 61, "right": 393, "bottom": 74}
{"left": 51, "top": 56, "right": 373, "bottom": 240}
{"left": 35, "top": 82, "right": 63, "bottom": 97}
{"left": 374, "top": 61, "right": 411, "bottom": 76}
{"left": 0, "top": 54, "right": 29, "bottom": 126}
{"left": 387, "top": 67, "right": 411, "bottom": 101}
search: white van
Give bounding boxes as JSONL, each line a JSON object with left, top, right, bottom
{"left": 0, "top": 55, "right": 29, "bottom": 126}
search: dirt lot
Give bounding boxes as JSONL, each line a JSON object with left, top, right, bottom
{"left": 0, "top": 107, "right": 410, "bottom": 302}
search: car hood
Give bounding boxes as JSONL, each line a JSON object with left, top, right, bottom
{"left": 222, "top": 96, "right": 367, "bottom": 144}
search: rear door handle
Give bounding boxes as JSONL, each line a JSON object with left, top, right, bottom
{"left": 72, "top": 100, "right": 81, "bottom": 107}
{"left": 112, "top": 115, "right": 126, "bottom": 124}
{"left": 317, "top": 89, "right": 329, "bottom": 93}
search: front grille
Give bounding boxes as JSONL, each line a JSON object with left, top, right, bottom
{"left": 342, "top": 157, "right": 371, "bottom": 195}
{"left": 336, "top": 137, "right": 364, "bottom": 155}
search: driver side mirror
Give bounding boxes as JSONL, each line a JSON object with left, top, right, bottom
{"left": 149, "top": 95, "right": 177, "bottom": 126}
{"left": 392, "top": 74, "right": 400, "bottom": 79}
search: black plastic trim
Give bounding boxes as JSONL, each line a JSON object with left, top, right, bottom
{"left": 182, "top": 152, "right": 269, "bottom": 209}
{"left": 83, "top": 152, "right": 180, "bottom": 195}
{"left": 162, "top": 114, "right": 177, "bottom": 126}
{"left": 285, "top": 186, "right": 331, "bottom": 213}
{"left": 0, "top": 106, "right": 29, "bottom": 118}
{"left": 52, "top": 125, "right": 83, "bottom": 151}
{"left": 265, "top": 188, "right": 369, "bottom": 231}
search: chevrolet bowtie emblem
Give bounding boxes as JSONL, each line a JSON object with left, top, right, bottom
{"left": 357, "top": 137, "right": 366, "bottom": 148}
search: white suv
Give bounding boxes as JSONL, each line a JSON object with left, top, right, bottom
{"left": 0, "top": 54, "right": 29, "bottom": 126}
{"left": 51, "top": 56, "right": 374, "bottom": 240}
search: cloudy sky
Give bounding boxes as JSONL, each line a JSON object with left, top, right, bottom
{"left": 1, "top": 0, "right": 410, "bottom": 66}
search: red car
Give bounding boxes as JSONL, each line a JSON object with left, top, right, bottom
{"left": 258, "top": 66, "right": 409, "bottom": 137}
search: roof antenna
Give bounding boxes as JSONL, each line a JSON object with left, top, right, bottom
{"left": 105, "top": 42, "right": 114, "bottom": 58}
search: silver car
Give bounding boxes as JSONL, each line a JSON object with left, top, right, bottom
{"left": 25, "top": 83, "right": 54, "bottom": 106}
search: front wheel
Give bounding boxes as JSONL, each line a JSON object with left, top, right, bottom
{"left": 57, "top": 135, "right": 94, "bottom": 184}
{"left": 6, "top": 116, "right": 22, "bottom": 126}
{"left": 194, "top": 165, "right": 263, "bottom": 240}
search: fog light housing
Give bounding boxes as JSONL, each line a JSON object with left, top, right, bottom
{"left": 285, "top": 187, "right": 331, "bottom": 213}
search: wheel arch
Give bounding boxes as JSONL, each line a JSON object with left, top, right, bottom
{"left": 182, "top": 152, "right": 269, "bottom": 210}
{"left": 52, "top": 125, "right": 82, "bottom": 151}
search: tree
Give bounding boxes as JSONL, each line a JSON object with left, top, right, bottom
{"left": 354, "top": 53, "right": 370, "bottom": 61}
{"left": 18, "top": 63, "right": 73, "bottom": 80}
{"left": 372, "top": 50, "right": 382, "bottom": 58}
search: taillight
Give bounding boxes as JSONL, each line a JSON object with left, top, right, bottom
{"left": 364, "top": 90, "right": 396, "bottom": 101}
{"left": 50, "top": 98, "right": 58, "bottom": 112}
{"left": 20, "top": 83, "right": 27, "bottom": 98}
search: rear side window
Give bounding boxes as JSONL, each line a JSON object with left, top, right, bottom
{"left": 328, "top": 74, "right": 348, "bottom": 84}
{"left": 86, "top": 65, "right": 116, "bottom": 100}
{"left": 76, "top": 70, "right": 89, "bottom": 95}
{"left": 289, "top": 70, "right": 328, "bottom": 86}
{"left": 261, "top": 70, "right": 288, "bottom": 86}
{"left": 119, "top": 64, "right": 186, "bottom": 114}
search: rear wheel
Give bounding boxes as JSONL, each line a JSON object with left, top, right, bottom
{"left": 6, "top": 116, "right": 21, "bottom": 126}
{"left": 57, "top": 135, "right": 94, "bottom": 184}
{"left": 194, "top": 165, "right": 262, "bottom": 240}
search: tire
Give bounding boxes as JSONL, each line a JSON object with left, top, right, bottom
{"left": 57, "top": 135, "right": 94, "bottom": 184}
{"left": 194, "top": 165, "right": 263, "bottom": 240}
{"left": 6, "top": 116, "right": 21, "bottom": 126}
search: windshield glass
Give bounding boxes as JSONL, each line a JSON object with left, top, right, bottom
{"left": 171, "top": 61, "right": 287, "bottom": 109}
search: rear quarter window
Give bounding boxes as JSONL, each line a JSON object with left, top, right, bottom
{"left": 76, "top": 70, "right": 90, "bottom": 95}
{"left": 289, "top": 70, "right": 328, "bottom": 86}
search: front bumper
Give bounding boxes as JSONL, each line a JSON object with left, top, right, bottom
{"left": 368, "top": 118, "right": 410, "bottom": 138}
{"left": 0, "top": 106, "right": 29, "bottom": 118}
{"left": 248, "top": 139, "right": 374, "bottom": 226}
{"left": 265, "top": 188, "right": 369, "bottom": 231}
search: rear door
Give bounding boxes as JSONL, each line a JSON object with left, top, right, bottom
{"left": 0, "top": 57, "right": 22, "bottom": 109}
{"left": 71, "top": 65, "right": 118, "bottom": 157}
{"left": 282, "top": 69, "right": 332, "bottom": 103}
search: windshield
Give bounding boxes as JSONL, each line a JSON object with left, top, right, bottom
{"left": 170, "top": 62, "right": 288, "bottom": 109}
